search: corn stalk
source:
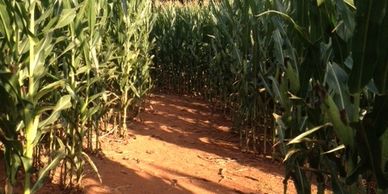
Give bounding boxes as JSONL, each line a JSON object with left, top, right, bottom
{"left": 0, "top": 0, "right": 154, "bottom": 193}
{"left": 151, "top": 0, "right": 388, "bottom": 193}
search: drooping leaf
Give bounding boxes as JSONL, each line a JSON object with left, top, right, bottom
{"left": 39, "top": 95, "right": 72, "bottom": 128}
{"left": 81, "top": 152, "right": 102, "bottom": 183}
{"left": 288, "top": 123, "right": 332, "bottom": 144}
{"left": 321, "top": 144, "right": 345, "bottom": 155}
{"left": 31, "top": 141, "right": 66, "bottom": 193}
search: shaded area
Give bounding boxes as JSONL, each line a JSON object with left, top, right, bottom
{"left": 82, "top": 153, "right": 252, "bottom": 194}
{"left": 0, "top": 152, "right": 70, "bottom": 194}
{"left": 130, "top": 94, "right": 283, "bottom": 175}
{"left": 1, "top": 94, "right": 297, "bottom": 194}
{"left": 79, "top": 93, "right": 295, "bottom": 194}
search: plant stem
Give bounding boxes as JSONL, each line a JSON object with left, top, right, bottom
{"left": 25, "top": 1, "right": 36, "bottom": 193}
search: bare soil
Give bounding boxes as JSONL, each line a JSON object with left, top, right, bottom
{"left": 1, "top": 93, "right": 297, "bottom": 194}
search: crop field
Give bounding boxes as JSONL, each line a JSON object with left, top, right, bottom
{"left": 0, "top": 0, "right": 388, "bottom": 194}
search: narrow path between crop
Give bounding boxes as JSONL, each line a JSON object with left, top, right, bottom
{"left": 77, "top": 93, "right": 296, "bottom": 194}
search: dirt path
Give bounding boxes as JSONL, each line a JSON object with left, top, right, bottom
{"left": 80, "top": 94, "right": 296, "bottom": 194}
{"left": 1, "top": 93, "right": 297, "bottom": 194}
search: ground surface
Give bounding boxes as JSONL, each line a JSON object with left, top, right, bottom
{"left": 1, "top": 94, "right": 297, "bottom": 194}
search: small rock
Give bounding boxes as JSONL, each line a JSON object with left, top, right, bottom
{"left": 171, "top": 179, "right": 178, "bottom": 187}
{"left": 115, "top": 150, "right": 123, "bottom": 154}
{"left": 146, "top": 150, "right": 154, "bottom": 154}
{"left": 122, "top": 157, "right": 129, "bottom": 160}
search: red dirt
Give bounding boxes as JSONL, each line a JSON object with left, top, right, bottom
{"left": 1, "top": 94, "right": 298, "bottom": 194}
{"left": 81, "top": 94, "right": 296, "bottom": 194}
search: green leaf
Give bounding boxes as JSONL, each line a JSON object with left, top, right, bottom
{"left": 348, "top": 0, "right": 386, "bottom": 93}
{"left": 269, "top": 76, "right": 289, "bottom": 109}
{"left": 82, "top": 152, "right": 102, "bottom": 183}
{"left": 39, "top": 95, "right": 72, "bottom": 128}
{"left": 288, "top": 123, "right": 332, "bottom": 144}
{"left": 325, "top": 62, "right": 349, "bottom": 110}
{"left": 322, "top": 92, "right": 354, "bottom": 147}
{"left": 31, "top": 141, "right": 66, "bottom": 193}
{"left": 0, "top": 2, "right": 12, "bottom": 42}
{"left": 34, "top": 80, "right": 65, "bottom": 102}
{"left": 88, "top": 0, "right": 96, "bottom": 35}
{"left": 285, "top": 64, "right": 300, "bottom": 94}
{"left": 54, "top": 8, "right": 77, "bottom": 30}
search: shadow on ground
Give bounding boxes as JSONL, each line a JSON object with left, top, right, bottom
{"left": 128, "top": 93, "right": 284, "bottom": 177}
{"left": 0, "top": 93, "right": 294, "bottom": 194}
{"left": 81, "top": 153, "right": 253, "bottom": 194}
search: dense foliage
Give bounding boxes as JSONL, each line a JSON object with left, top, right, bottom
{"left": 1, "top": 0, "right": 388, "bottom": 193}
{"left": 151, "top": 0, "right": 388, "bottom": 193}
{"left": 0, "top": 0, "right": 153, "bottom": 193}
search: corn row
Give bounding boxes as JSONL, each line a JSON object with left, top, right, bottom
{"left": 0, "top": 0, "right": 153, "bottom": 193}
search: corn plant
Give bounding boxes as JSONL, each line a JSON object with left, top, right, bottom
{"left": 56, "top": 0, "right": 108, "bottom": 186}
{"left": 108, "top": 0, "right": 154, "bottom": 136}
{"left": 209, "top": 0, "right": 277, "bottom": 154}
{"left": 263, "top": 0, "right": 388, "bottom": 193}
{"left": 0, "top": 0, "right": 154, "bottom": 193}
{"left": 152, "top": 0, "right": 276, "bottom": 155}
{"left": 151, "top": 0, "right": 388, "bottom": 193}
{"left": 0, "top": 1, "right": 77, "bottom": 193}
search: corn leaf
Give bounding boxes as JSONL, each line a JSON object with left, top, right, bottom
{"left": 39, "top": 95, "right": 72, "bottom": 128}
{"left": 31, "top": 140, "right": 66, "bottom": 193}
{"left": 288, "top": 123, "right": 332, "bottom": 144}
{"left": 348, "top": 0, "right": 386, "bottom": 93}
